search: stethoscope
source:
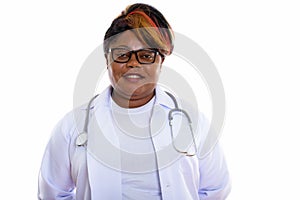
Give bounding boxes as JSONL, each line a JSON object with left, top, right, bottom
{"left": 76, "top": 91, "right": 197, "bottom": 156}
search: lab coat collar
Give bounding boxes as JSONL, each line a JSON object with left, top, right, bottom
{"left": 154, "top": 85, "right": 175, "bottom": 110}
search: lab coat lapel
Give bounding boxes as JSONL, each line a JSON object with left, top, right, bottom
{"left": 150, "top": 104, "right": 182, "bottom": 200}
{"left": 150, "top": 88, "right": 182, "bottom": 169}
{"left": 86, "top": 88, "right": 122, "bottom": 200}
{"left": 150, "top": 88, "right": 200, "bottom": 200}
{"left": 150, "top": 110, "right": 199, "bottom": 199}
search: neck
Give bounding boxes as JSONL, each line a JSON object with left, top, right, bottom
{"left": 111, "top": 90, "right": 155, "bottom": 108}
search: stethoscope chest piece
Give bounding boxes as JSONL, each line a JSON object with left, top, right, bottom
{"left": 76, "top": 132, "right": 88, "bottom": 146}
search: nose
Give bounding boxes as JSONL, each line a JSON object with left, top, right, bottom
{"left": 126, "top": 52, "right": 140, "bottom": 67}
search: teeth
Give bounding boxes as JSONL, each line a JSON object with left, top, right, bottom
{"left": 126, "top": 75, "right": 141, "bottom": 78}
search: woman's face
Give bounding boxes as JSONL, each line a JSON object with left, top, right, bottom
{"left": 106, "top": 30, "right": 164, "bottom": 107}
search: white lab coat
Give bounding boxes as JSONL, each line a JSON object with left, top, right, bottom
{"left": 38, "top": 86, "right": 231, "bottom": 200}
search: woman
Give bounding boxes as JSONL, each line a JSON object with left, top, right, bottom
{"left": 38, "top": 3, "right": 231, "bottom": 199}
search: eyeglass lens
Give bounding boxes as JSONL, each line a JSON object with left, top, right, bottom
{"left": 111, "top": 48, "right": 157, "bottom": 64}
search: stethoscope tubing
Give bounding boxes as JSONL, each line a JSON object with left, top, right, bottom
{"left": 76, "top": 91, "right": 197, "bottom": 156}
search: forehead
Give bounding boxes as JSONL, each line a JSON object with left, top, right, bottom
{"left": 109, "top": 30, "right": 148, "bottom": 49}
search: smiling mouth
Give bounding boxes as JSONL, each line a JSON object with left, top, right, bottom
{"left": 123, "top": 73, "right": 145, "bottom": 80}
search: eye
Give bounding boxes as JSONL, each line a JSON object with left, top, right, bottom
{"left": 138, "top": 50, "right": 155, "bottom": 60}
{"left": 112, "top": 48, "right": 130, "bottom": 60}
{"left": 118, "top": 53, "right": 129, "bottom": 58}
{"left": 141, "top": 54, "right": 153, "bottom": 59}
{"left": 115, "top": 51, "right": 129, "bottom": 57}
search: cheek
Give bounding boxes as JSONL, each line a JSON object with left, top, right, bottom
{"left": 108, "top": 64, "right": 122, "bottom": 82}
{"left": 149, "top": 65, "right": 162, "bottom": 80}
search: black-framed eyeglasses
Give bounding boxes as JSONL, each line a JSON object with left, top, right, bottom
{"left": 108, "top": 48, "right": 163, "bottom": 64}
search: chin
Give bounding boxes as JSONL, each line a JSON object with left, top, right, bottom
{"left": 122, "top": 86, "right": 155, "bottom": 99}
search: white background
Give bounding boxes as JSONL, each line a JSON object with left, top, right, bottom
{"left": 1, "top": 0, "right": 299, "bottom": 199}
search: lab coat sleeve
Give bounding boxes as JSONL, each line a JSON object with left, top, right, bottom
{"left": 198, "top": 143, "right": 231, "bottom": 200}
{"left": 38, "top": 115, "right": 76, "bottom": 200}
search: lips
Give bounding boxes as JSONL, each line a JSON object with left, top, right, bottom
{"left": 123, "top": 73, "right": 145, "bottom": 79}
{"left": 122, "top": 73, "right": 145, "bottom": 83}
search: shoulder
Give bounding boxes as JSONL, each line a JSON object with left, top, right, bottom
{"left": 49, "top": 106, "right": 86, "bottom": 144}
{"left": 54, "top": 87, "right": 112, "bottom": 140}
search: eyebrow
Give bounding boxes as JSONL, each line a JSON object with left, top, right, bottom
{"left": 110, "top": 45, "right": 152, "bottom": 51}
{"left": 111, "top": 45, "right": 130, "bottom": 49}
{"left": 110, "top": 48, "right": 160, "bottom": 55}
